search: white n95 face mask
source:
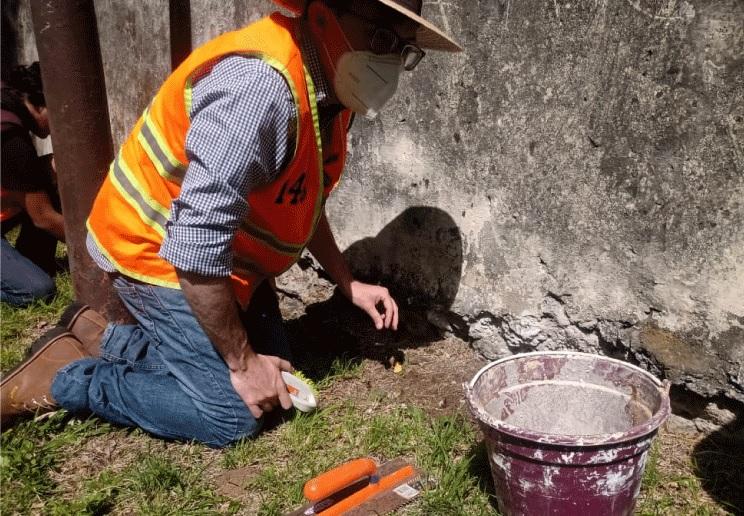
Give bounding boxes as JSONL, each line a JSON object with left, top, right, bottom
{"left": 333, "top": 52, "right": 403, "bottom": 120}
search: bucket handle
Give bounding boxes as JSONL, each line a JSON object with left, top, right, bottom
{"left": 660, "top": 379, "right": 671, "bottom": 396}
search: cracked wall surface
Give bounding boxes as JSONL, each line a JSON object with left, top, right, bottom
{"left": 9, "top": 0, "right": 743, "bottom": 411}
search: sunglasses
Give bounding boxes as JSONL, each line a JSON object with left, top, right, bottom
{"left": 340, "top": 7, "right": 426, "bottom": 71}
{"left": 368, "top": 27, "right": 425, "bottom": 71}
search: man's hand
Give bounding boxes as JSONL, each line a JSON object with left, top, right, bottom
{"left": 349, "top": 280, "right": 399, "bottom": 330}
{"left": 230, "top": 353, "right": 294, "bottom": 419}
{"left": 178, "top": 271, "right": 296, "bottom": 419}
{"left": 307, "top": 211, "right": 400, "bottom": 332}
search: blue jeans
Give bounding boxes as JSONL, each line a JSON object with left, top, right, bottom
{"left": 0, "top": 238, "right": 56, "bottom": 306}
{"left": 52, "top": 276, "right": 292, "bottom": 447}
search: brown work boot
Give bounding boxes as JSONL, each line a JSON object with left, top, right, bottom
{"left": 1, "top": 328, "right": 90, "bottom": 428}
{"left": 57, "top": 302, "right": 108, "bottom": 357}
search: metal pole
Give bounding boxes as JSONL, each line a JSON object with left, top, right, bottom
{"left": 30, "top": 0, "right": 130, "bottom": 321}
{"left": 169, "top": 0, "right": 192, "bottom": 70}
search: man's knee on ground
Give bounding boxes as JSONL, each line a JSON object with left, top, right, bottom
{"left": 51, "top": 359, "right": 97, "bottom": 413}
{"left": 203, "top": 412, "right": 264, "bottom": 448}
{"left": 5, "top": 273, "right": 56, "bottom": 307}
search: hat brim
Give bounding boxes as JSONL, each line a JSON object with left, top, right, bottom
{"left": 376, "top": 0, "right": 463, "bottom": 52}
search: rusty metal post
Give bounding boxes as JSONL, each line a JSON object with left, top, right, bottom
{"left": 30, "top": 0, "right": 129, "bottom": 321}
{"left": 169, "top": 0, "right": 192, "bottom": 70}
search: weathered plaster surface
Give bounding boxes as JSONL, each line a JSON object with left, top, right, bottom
{"left": 94, "top": 1, "right": 172, "bottom": 148}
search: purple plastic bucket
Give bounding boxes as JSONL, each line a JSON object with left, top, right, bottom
{"left": 465, "top": 352, "right": 670, "bottom": 516}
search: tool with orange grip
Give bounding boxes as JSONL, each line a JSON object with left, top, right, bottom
{"left": 288, "top": 457, "right": 422, "bottom": 516}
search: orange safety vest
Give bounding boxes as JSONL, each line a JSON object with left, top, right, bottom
{"left": 87, "top": 13, "right": 351, "bottom": 306}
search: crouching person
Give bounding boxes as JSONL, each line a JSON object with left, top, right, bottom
{"left": 0, "top": 0, "right": 460, "bottom": 445}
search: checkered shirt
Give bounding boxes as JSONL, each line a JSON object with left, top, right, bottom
{"left": 87, "top": 27, "right": 331, "bottom": 277}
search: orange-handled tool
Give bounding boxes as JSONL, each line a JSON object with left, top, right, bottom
{"left": 301, "top": 458, "right": 417, "bottom": 516}
{"left": 303, "top": 458, "right": 378, "bottom": 502}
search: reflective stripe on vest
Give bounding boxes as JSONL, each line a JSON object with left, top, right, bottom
{"left": 108, "top": 155, "right": 170, "bottom": 236}
{"left": 137, "top": 105, "right": 187, "bottom": 185}
{"left": 237, "top": 65, "right": 323, "bottom": 259}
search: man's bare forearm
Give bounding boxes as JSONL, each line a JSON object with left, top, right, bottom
{"left": 24, "top": 191, "right": 65, "bottom": 241}
{"left": 177, "top": 269, "right": 294, "bottom": 417}
{"left": 177, "top": 269, "right": 254, "bottom": 371}
{"left": 307, "top": 210, "right": 353, "bottom": 297}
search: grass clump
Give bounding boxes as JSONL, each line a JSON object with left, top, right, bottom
{"left": 1, "top": 271, "right": 75, "bottom": 373}
{"left": 314, "top": 354, "right": 364, "bottom": 389}
{"left": 0, "top": 412, "right": 110, "bottom": 514}
{"left": 636, "top": 440, "right": 730, "bottom": 515}
{"left": 43, "top": 451, "right": 237, "bottom": 515}
{"left": 128, "top": 454, "right": 235, "bottom": 515}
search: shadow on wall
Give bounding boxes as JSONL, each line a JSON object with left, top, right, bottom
{"left": 343, "top": 206, "right": 463, "bottom": 310}
{"left": 692, "top": 416, "right": 744, "bottom": 513}
{"left": 287, "top": 206, "right": 464, "bottom": 370}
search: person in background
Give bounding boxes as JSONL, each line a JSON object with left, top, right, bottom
{"left": 0, "top": 0, "right": 461, "bottom": 443}
{"left": 1, "top": 62, "right": 65, "bottom": 307}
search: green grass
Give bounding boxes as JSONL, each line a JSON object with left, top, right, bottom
{"left": 1, "top": 293, "right": 497, "bottom": 516}
{"left": 0, "top": 412, "right": 111, "bottom": 514}
{"left": 43, "top": 451, "right": 239, "bottom": 515}
{"left": 315, "top": 354, "right": 364, "bottom": 388}
{"left": 223, "top": 402, "right": 495, "bottom": 515}
{"left": 2, "top": 412, "right": 238, "bottom": 515}
{"left": 1, "top": 271, "right": 75, "bottom": 373}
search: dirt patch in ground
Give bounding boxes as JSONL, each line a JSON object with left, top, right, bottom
{"left": 637, "top": 427, "right": 743, "bottom": 514}
{"left": 320, "top": 334, "right": 487, "bottom": 417}
{"left": 276, "top": 276, "right": 485, "bottom": 414}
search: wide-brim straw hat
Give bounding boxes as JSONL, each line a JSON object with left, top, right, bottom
{"left": 375, "top": 0, "right": 462, "bottom": 52}
{"left": 274, "top": 0, "right": 462, "bottom": 52}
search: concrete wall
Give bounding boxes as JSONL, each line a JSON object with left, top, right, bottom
{"left": 9, "top": 0, "right": 743, "bottom": 411}
{"left": 339, "top": 0, "right": 744, "bottom": 413}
